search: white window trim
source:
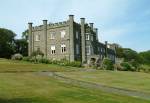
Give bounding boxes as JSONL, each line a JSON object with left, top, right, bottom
{"left": 76, "top": 44, "right": 79, "bottom": 54}
{"left": 60, "top": 30, "right": 66, "bottom": 38}
{"left": 76, "top": 31, "right": 79, "bottom": 39}
{"left": 50, "top": 32, "right": 55, "bottom": 39}
{"left": 86, "top": 35, "right": 90, "bottom": 40}
{"left": 91, "top": 35, "right": 93, "bottom": 41}
{"left": 61, "top": 44, "right": 66, "bottom": 53}
{"left": 51, "top": 45, "right": 56, "bottom": 54}
{"left": 86, "top": 45, "right": 91, "bottom": 55}
{"left": 35, "top": 35, "right": 40, "bottom": 41}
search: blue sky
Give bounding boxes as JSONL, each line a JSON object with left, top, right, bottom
{"left": 0, "top": 0, "right": 150, "bottom": 52}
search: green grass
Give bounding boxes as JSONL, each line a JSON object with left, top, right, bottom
{"left": 0, "top": 59, "right": 79, "bottom": 72}
{"left": 0, "top": 58, "right": 149, "bottom": 103}
{"left": 60, "top": 70, "right": 150, "bottom": 93}
{"left": 0, "top": 73, "right": 149, "bottom": 103}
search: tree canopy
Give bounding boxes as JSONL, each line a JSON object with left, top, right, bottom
{"left": 0, "top": 28, "right": 16, "bottom": 58}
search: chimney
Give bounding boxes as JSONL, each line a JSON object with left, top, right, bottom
{"left": 105, "top": 41, "right": 108, "bottom": 58}
{"left": 80, "top": 18, "right": 86, "bottom": 63}
{"left": 89, "top": 23, "right": 94, "bottom": 30}
{"left": 69, "top": 15, "right": 75, "bottom": 61}
{"left": 69, "top": 15, "right": 74, "bottom": 22}
{"left": 28, "top": 22, "right": 33, "bottom": 56}
{"left": 43, "top": 20, "right": 48, "bottom": 58}
{"left": 94, "top": 28, "right": 98, "bottom": 41}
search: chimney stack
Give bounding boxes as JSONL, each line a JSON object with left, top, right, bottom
{"left": 89, "top": 23, "right": 94, "bottom": 30}
{"left": 105, "top": 41, "right": 108, "bottom": 58}
{"left": 80, "top": 18, "right": 86, "bottom": 63}
{"left": 43, "top": 20, "right": 48, "bottom": 58}
{"left": 28, "top": 22, "right": 33, "bottom": 56}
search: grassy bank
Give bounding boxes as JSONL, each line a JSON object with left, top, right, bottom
{"left": 59, "top": 70, "right": 150, "bottom": 93}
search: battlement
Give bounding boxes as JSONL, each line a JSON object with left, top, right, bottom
{"left": 32, "top": 21, "right": 69, "bottom": 31}
{"left": 47, "top": 21, "right": 69, "bottom": 29}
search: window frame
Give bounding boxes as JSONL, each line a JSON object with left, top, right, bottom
{"left": 61, "top": 44, "right": 66, "bottom": 53}
{"left": 35, "top": 34, "right": 40, "bottom": 41}
{"left": 60, "top": 30, "right": 66, "bottom": 38}
{"left": 51, "top": 45, "right": 56, "bottom": 54}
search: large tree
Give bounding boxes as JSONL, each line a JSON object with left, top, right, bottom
{"left": 14, "top": 39, "right": 28, "bottom": 56}
{"left": 0, "top": 28, "right": 16, "bottom": 58}
{"left": 139, "top": 50, "right": 150, "bottom": 65}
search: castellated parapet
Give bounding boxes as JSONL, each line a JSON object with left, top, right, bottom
{"left": 32, "top": 21, "right": 69, "bottom": 31}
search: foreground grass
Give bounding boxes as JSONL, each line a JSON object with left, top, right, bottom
{"left": 0, "top": 59, "right": 79, "bottom": 72}
{"left": 60, "top": 70, "right": 150, "bottom": 94}
{"left": 0, "top": 73, "right": 149, "bottom": 103}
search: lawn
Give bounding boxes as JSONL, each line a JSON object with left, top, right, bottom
{"left": 59, "top": 70, "right": 150, "bottom": 94}
{"left": 0, "top": 59, "right": 79, "bottom": 72}
{"left": 0, "top": 73, "right": 149, "bottom": 103}
{"left": 0, "top": 59, "right": 149, "bottom": 103}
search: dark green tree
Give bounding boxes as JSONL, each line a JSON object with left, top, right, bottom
{"left": 22, "top": 30, "right": 28, "bottom": 41}
{"left": 14, "top": 39, "right": 28, "bottom": 56}
{"left": 139, "top": 50, "right": 150, "bottom": 65}
{"left": 0, "top": 28, "right": 16, "bottom": 58}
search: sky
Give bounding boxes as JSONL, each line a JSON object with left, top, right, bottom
{"left": 0, "top": 0, "right": 150, "bottom": 52}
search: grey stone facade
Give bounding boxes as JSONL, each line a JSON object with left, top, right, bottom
{"left": 28, "top": 15, "right": 116, "bottom": 64}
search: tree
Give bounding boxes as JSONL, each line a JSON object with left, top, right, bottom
{"left": 123, "top": 48, "right": 142, "bottom": 63}
{"left": 139, "top": 50, "right": 150, "bottom": 65}
{"left": 0, "top": 28, "right": 16, "bottom": 58}
{"left": 22, "top": 30, "right": 28, "bottom": 41}
{"left": 102, "top": 58, "right": 114, "bottom": 70}
{"left": 14, "top": 39, "right": 28, "bottom": 56}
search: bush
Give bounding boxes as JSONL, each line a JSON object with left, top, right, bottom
{"left": 11, "top": 53, "right": 23, "bottom": 60}
{"left": 22, "top": 57, "right": 30, "bottom": 61}
{"left": 102, "top": 58, "right": 114, "bottom": 70}
{"left": 22, "top": 57, "right": 82, "bottom": 67}
{"left": 120, "top": 62, "right": 132, "bottom": 71}
{"left": 69, "top": 61, "right": 82, "bottom": 67}
{"left": 39, "top": 58, "right": 49, "bottom": 64}
{"left": 139, "top": 65, "right": 150, "bottom": 73}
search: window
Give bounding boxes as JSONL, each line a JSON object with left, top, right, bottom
{"left": 76, "top": 31, "right": 79, "bottom": 39}
{"left": 76, "top": 44, "right": 79, "bottom": 54}
{"left": 91, "top": 35, "right": 93, "bottom": 41}
{"left": 35, "top": 35, "right": 40, "bottom": 41}
{"left": 60, "top": 30, "right": 66, "bottom": 38}
{"left": 50, "top": 32, "right": 55, "bottom": 39}
{"left": 86, "top": 35, "right": 90, "bottom": 40}
{"left": 51, "top": 45, "right": 55, "bottom": 54}
{"left": 86, "top": 46, "right": 90, "bottom": 55}
{"left": 61, "top": 44, "right": 66, "bottom": 53}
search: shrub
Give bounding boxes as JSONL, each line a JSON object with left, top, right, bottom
{"left": 139, "top": 65, "right": 150, "bottom": 73}
{"left": 22, "top": 57, "right": 30, "bottom": 61}
{"left": 102, "top": 58, "right": 114, "bottom": 70}
{"left": 11, "top": 53, "right": 23, "bottom": 60}
{"left": 21, "top": 56, "right": 82, "bottom": 67}
{"left": 39, "top": 58, "right": 49, "bottom": 64}
{"left": 69, "top": 61, "right": 82, "bottom": 67}
{"left": 120, "top": 62, "right": 132, "bottom": 71}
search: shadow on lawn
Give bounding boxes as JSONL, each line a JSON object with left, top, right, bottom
{"left": 0, "top": 97, "right": 60, "bottom": 103}
{"left": 0, "top": 98, "right": 35, "bottom": 103}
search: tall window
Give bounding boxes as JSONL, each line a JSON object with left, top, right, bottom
{"left": 76, "top": 44, "right": 79, "bottom": 54}
{"left": 86, "top": 35, "right": 90, "bottom": 40}
{"left": 60, "top": 30, "right": 66, "bottom": 38}
{"left": 91, "top": 35, "right": 93, "bottom": 41}
{"left": 86, "top": 46, "right": 90, "bottom": 55}
{"left": 50, "top": 32, "right": 55, "bottom": 39}
{"left": 61, "top": 44, "right": 66, "bottom": 53}
{"left": 51, "top": 45, "right": 55, "bottom": 54}
{"left": 35, "top": 35, "right": 40, "bottom": 41}
{"left": 76, "top": 31, "right": 79, "bottom": 39}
